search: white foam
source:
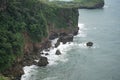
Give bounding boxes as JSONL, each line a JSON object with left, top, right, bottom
{"left": 41, "top": 42, "right": 74, "bottom": 66}
{"left": 75, "top": 23, "right": 87, "bottom": 37}
{"left": 21, "top": 65, "right": 38, "bottom": 80}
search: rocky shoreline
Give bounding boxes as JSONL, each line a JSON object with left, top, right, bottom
{"left": 1, "top": 26, "right": 79, "bottom": 80}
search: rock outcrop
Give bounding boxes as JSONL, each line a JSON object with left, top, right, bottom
{"left": 58, "top": 34, "right": 74, "bottom": 44}
{"left": 38, "top": 56, "right": 49, "bottom": 66}
{"left": 55, "top": 50, "right": 62, "bottom": 55}
{"left": 86, "top": 42, "right": 93, "bottom": 47}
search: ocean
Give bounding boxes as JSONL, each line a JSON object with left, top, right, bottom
{"left": 21, "top": 0, "right": 120, "bottom": 80}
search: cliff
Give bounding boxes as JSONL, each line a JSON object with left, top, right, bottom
{"left": 0, "top": 0, "right": 78, "bottom": 79}
{"left": 0, "top": 0, "right": 104, "bottom": 79}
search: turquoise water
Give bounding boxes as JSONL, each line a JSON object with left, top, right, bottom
{"left": 21, "top": 0, "right": 120, "bottom": 80}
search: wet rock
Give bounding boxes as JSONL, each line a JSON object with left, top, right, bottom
{"left": 86, "top": 42, "right": 93, "bottom": 47}
{"left": 40, "top": 52, "right": 44, "bottom": 55}
{"left": 55, "top": 40, "right": 60, "bottom": 48}
{"left": 73, "top": 27, "right": 79, "bottom": 35}
{"left": 38, "top": 56, "right": 49, "bottom": 66}
{"left": 49, "top": 32, "right": 58, "bottom": 40}
{"left": 45, "top": 53, "right": 49, "bottom": 55}
{"left": 59, "top": 32, "right": 68, "bottom": 37}
{"left": 58, "top": 34, "right": 73, "bottom": 44}
{"left": 55, "top": 50, "right": 61, "bottom": 55}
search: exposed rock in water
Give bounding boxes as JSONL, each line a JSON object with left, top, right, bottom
{"left": 38, "top": 56, "right": 49, "bottom": 66}
{"left": 86, "top": 42, "right": 93, "bottom": 47}
{"left": 55, "top": 39, "right": 60, "bottom": 48}
{"left": 40, "top": 52, "right": 44, "bottom": 55}
{"left": 45, "top": 53, "right": 49, "bottom": 55}
{"left": 55, "top": 50, "right": 61, "bottom": 55}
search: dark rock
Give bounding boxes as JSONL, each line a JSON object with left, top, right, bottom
{"left": 86, "top": 42, "right": 93, "bottom": 47}
{"left": 58, "top": 34, "right": 73, "bottom": 44}
{"left": 59, "top": 32, "right": 68, "bottom": 37}
{"left": 55, "top": 40, "right": 60, "bottom": 48}
{"left": 40, "top": 52, "right": 44, "bottom": 55}
{"left": 55, "top": 50, "right": 61, "bottom": 55}
{"left": 42, "top": 40, "right": 51, "bottom": 49}
{"left": 45, "top": 53, "right": 49, "bottom": 55}
{"left": 38, "top": 56, "right": 49, "bottom": 66}
{"left": 49, "top": 32, "right": 58, "bottom": 40}
{"left": 73, "top": 27, "right": 79, "bottom": 35}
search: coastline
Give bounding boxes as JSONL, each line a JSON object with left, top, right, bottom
{"left": 0, "top": 0, "right": 104, "bottom": 80}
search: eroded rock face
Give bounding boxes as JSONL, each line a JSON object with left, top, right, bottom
{"left": 58, "top": 34, "right": 74, "bottom": 44}
{"left": 38, "top": 56, "right": 49, "bottom": 66}
{"left": 49, "top": 32, "right": 59, "bottom": 40}
{"left": 73, "top": 27, "right": 79, "bottom": 36}
{"left": 55, "top": 50, "right": 61, "bottom": 55}
{"left": 86, "top": 42, "right": 93, "bottom": 47}
{"left": 55, "top": 40, "right": 60, "bottom": 48}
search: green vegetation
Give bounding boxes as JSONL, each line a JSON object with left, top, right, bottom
{"left": 0, "top": 75, "right": 9, "bottom": 80}
{"left": 49, "top": 0, "right": 104, "bottom": 8}
{"left": 0, "top": 0, "right": 78, "bottom": 72}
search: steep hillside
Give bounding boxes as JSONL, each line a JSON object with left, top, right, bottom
{"left": 0, "top": 0, "right": 78, "bottom": 79}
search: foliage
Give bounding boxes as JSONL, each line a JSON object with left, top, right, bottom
{"left": 0, "top": 0, "right": 78, "bottom": 72}
{"left": 0, "top": 75, "right": 9, "bottom": 80}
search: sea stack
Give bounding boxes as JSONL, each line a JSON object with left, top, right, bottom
{"left": 86, "top": 42, "right": 93, "bottom": 47}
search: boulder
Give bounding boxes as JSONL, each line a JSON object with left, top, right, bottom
{"left": 86, "top": 42, "right": 93, "bottom": 47}
{"left": 38, "top": 56, "right": 49, "bottom": 66}
{"left": 45, "top": 53, "right": 49, "bottom": 55}
{"left": 55, "top": 40, "right": 60, "bottom": 48}
{"left": 55, "top": 50, "right": 61, "bottom": 55}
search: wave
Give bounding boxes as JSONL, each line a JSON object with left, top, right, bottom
{"left": 75, "top": 23, "right": 87, "bottom": 37}
{"left": 41, "top": 42, "right": 74, "bottom": 66}
{"left": 21, "top": 65, "right": 39, "bottom": 80}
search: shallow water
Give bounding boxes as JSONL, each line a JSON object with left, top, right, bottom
{"left": 21, "top": 0, "right": 120, "bottom": 80}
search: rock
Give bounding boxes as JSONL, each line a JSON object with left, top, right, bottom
{"left": 42, "top": 40, "right": 51, "bottom": 49}
{"left": 73, "top": 27, "right": 79, "bottom": 35}
{"left": 40, "top": 52, "right": 44, "bottom": 55}
{"left": 55, "top": 50, "right": 61, "bottom": 55}
{"left": 49, "top": 32, "right": 58, "bottom": 40}
{"left": 38, "top": 56, "right": 49, "bottom": 66}
{"left": 86, "top": 42, "right": 93, "bottom": 47}
{"left": 55, "top": 40, "right": 60, "bottom": 48}
{"left": 59, "top": 34, "right": 73, "bottom": 44}
{"left": 59, "top": 32, "right": 68, "bottom": 37}
{"left": 45, "top": 53, "right": 49, "bottom": 55}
